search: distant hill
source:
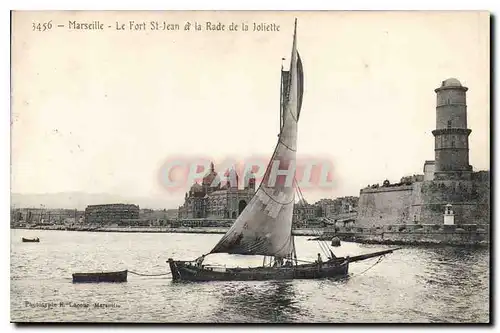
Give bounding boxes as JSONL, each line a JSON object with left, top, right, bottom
{"left": 10, "top": 192, "right": 181, "bottom": 210}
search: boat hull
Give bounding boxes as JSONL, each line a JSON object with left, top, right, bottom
{"left": 167, "top": 258, "right": 349, "bottom": 282}
{"left": 72, "top": 270, "right": 128, "bottom": 283}
{"left": 22, "top": 238, "right": 39, "bottom": 243}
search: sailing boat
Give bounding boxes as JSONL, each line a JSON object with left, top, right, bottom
{"left": 167, "top": 19, "right": 400, "bottom": 282}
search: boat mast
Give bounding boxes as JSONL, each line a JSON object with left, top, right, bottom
{"left": 289, "top": 19, "right": 299, "bottom": 267}
{"left": 210, "top": 19, "right": 300, "bottom": 262}
{"left": 262, "top": 58, "right": 289, "bottom": 268}
{"left": 280, "top": 57, "right": 286, "bottom": 131}
{"left": 292, "top": 235, "right": 298, "bottom": 266}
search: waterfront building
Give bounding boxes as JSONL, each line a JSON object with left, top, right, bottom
{"left": 291, "top": 196, "right": 359, "bottom": 228}
{"left": 177, "top": 163, "right": 256, "bottom": 219}
{"left": 84, "top": 204, "right": 140, "bottom": 225}
{"left": 317, "top": 196, "right": 359, "bottom": 217}
{"left": 10, "top": 208, "right": 84, "bottom": 226}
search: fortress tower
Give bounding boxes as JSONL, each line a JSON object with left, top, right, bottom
{"left": 357, "top": 78, "right": 489, "bottom": 229}
{"left": 432, "top": 78, "right": 472, "bottom": 180}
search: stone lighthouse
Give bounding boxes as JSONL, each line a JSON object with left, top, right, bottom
{"left": 432, "top": 78, "right": 473, "bottom": 180}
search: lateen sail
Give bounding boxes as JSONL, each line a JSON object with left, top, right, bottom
{"left": 210, "top": 20, "right": 304, "bottom": 258}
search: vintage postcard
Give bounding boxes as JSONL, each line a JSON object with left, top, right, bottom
{"left": 10, "top": 10, "right": 490, "bottom": 323}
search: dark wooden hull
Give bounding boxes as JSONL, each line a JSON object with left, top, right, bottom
{"left": 167, "top": 258, "right": 349, "bottom": 282}
{"left": 22, "top": 238, "right": 39, "bottom": 243}
{"left": 72, "top": 270, "right": 128, "bottom": 283}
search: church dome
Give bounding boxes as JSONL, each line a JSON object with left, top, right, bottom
{"left": 202, "top": 162, "right": 219, "bottom": 185}
{"left": 190, "top": 182, "right": 203, "bottom": 192}
{"left": 202, "top": 173, "right": 218, "bottom": 185}
{"left": 441, "top": 78, "right": 462, "bottom": 87}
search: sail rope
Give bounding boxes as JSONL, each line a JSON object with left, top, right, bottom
{"left": 312, "top": 229, "right": 331, "bottom": 258}
{"left": 128, "top": 270, "right": 171, "bottom": 277}
{"left": 350, "top": 255, "right": 385, "bottom": 277}
{"left": 260, "top": 187, "right": 295, "bottom": 206}
{"left": 288, "top": 106, "right": 298, "bottom": 123}
{"left": 313, "top": 229, "right": 331, "bottom": 257}
{"left": 293, "top": 180, "right": 331, "bottom": 258}
{"left": 278, "top": 139, "right": 297, "bottom": 152}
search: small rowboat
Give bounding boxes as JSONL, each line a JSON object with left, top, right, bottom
{"left": 22, "top": 237, "right": 39, "bottom": 243}
{"left": 72, "top": 270, "right": 128, "bottom": 283}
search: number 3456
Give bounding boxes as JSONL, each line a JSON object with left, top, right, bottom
{"left": 32, "top": 21, "right": 53, "bottom": 32}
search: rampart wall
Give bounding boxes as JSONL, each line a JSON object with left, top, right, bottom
{"left": 357, "top": 176, "right": 490, "bottom": 227}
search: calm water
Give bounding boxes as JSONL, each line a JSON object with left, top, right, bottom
{"left": 10, "top": 229, "right": 489, "bottom": 323}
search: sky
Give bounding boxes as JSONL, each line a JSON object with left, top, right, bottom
{"left": 11, "top": 11, "right": 490, "bottom": 208}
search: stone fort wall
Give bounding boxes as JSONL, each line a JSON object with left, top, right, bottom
{"left": 357, "top": 185, "right": 413, "bottom": 226}
{"left": 410, "top": 179, "right": 489, "bottom": 225}
{"left": 357, "top": 174, "right": 490, "bottom": 227}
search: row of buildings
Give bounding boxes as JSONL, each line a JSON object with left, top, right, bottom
{"left": 11, "top": 193, "right": 359, "bottom": 228}
{"left": 11, "top": 165, "right": 358, "bottom": 229}
{"left": 176, "top": 162, "right": 359, "bottom": 222}
{"left": 12, "top": 79, "right": 488, "bottom": 229}
{"left": 11, "top": 208, "right": 85, "bottom": 226}
{"left": 10, "top": 205, "right": 178, "bottom": 227}
{"left": 173, "top": 78, "right": 490, "bottom": 229}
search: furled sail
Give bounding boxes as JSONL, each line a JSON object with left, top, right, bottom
{"left": 281, "top": 54, "right": 303, "bottom": 124}
{"left": 210, "top": 20, "right": 303, "bottom": 258}
{"left": 280, "top": 70, "right": 288, "bottom": 129}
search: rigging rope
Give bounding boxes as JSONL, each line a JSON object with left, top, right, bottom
{"left": 128, "top": 270, "right": 171, "bottom": 277}
{"left": 305, "top": 221, "right": 330, "bottom": 256}
{"left": 293, "top": 181, "right": 331, "bottom": 258}
{"left": 278, "top": 138, "right": 297, "bottom": 152}
{"left": 350, "top": 255, "right": 385, "bottom": 277}
{"left": 260, "top": 187, "right": 295, "bottom": 206}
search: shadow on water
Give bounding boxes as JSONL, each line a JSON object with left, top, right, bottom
{"left": 211, "top": 280, "right": 304, "bottom": 323}
{"left": 164, "top": 273, "right": 352, "bottom": 323}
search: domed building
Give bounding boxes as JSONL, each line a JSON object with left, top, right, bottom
{"left": 189, "top": 182, "right": 204, "bottom": 196}
{"left": 178, "top": 163, "right": 256, "bottom": 220}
